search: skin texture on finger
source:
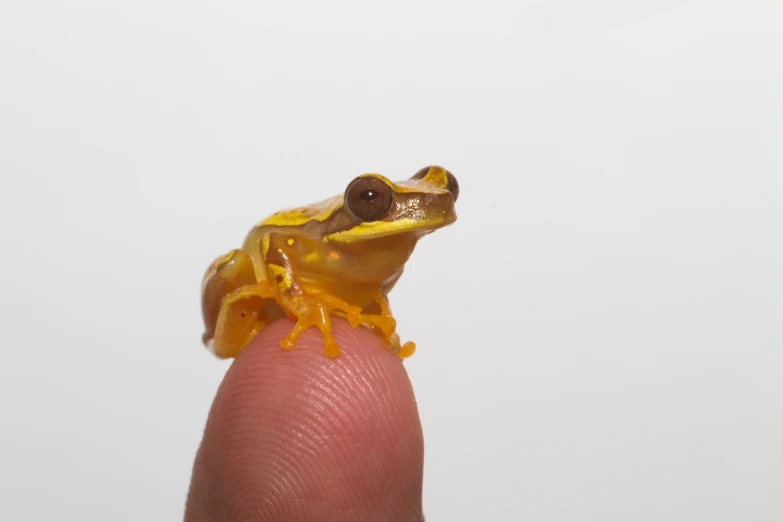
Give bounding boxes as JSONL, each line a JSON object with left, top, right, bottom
{"left": 184, "top": 318, "right": 425, "bottom": 522}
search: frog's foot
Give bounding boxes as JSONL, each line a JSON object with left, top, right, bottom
{"left": 315, "top": 293, "right": 397, "bottom": 344}
{"left": 340, "top": 305, "right": 400, "bottom": 349}
{"left": 278, "top": 294, "right": 404, "bottom": 358}
{"left": 280, "top": 298, "right": 344, "bottom": 358}
{"left": 363, "top": 292, "right": 414, "bottom": 355}
{"left": 355, "top": 313, "right": 419, "bottom": 359}
{"left": 358, "top": 314, "right": 396, "bottom": 339}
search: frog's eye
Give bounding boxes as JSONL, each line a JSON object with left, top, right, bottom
{"left": 412, "top": 166, "right": 431, "bottom": 179}
{"left": 445, "top": 170, "right": 459, "bottom": 202}
{"left": 345, "top": 176, "right": 394, "bottom": 222}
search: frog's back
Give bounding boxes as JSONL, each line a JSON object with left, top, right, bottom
{"left": 241, "top": 195, "right": 345, "bottom": 274}
{"left": 255, "top": 195, "right": 344, "bottom": 229}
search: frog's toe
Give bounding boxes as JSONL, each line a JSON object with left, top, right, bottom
{"left": 382, "top": 332, "right": 401, "bottom": 352}
{"left": 345, "top": 305, "right": 363, "bottom": 328}
{"left": 360, "top": 314, "right": 397, "bottom": 339}
{"left": 323, "top": 339, "right": 341, "bottom": 359}
{"left": 280, "top": 315, "right": 314, "bottom": 350}
{"left": 396, "top": 341, "right": 416, "bottom": 359}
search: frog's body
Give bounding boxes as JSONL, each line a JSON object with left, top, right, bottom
{"left": 201, "top": 166, "right": 458, "bottom": 359}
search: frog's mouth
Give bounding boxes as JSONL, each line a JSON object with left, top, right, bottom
{"left": 324, "top": 213, "right": 457, "bottom": 243}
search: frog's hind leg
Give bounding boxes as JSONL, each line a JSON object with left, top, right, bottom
{"left": 201, "top": 249, "right": 282, "bottom": 358}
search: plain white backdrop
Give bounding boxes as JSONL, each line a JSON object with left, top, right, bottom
{"left": 1, "top": 1, "right": 781, "bottom": 521}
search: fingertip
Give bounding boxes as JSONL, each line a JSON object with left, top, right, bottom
{"left": 186, "top": 319, "right": 424, "bottom": 522}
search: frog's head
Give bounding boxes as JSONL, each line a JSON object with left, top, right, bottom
{"left": 325, "top": 166, "right": 458, "bottom": 243}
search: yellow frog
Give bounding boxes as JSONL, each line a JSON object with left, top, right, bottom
{"left": 200, "top": 166, "right": 459, "bottom": 359}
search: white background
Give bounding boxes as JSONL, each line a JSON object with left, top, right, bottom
{"left": 1, "top": 1, "right": 781, "bottom": 521}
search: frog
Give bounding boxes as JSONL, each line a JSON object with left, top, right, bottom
{"left": 200, "top": 165, "right": 459, "bottom": 360}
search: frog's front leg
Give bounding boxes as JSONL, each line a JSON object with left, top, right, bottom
{"left": 275, "top": 292, "right": 398, "bottom": 359}
{"left": 261, "top": 239, "right": 343, "bottom": 358}
{"left": 264, "top": 235, "right": 405, "bottom": 358}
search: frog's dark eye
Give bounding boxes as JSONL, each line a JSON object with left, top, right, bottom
{"left": 445, "top": 170, "right": 459, "bottom": 202}
{"left": 412, "top": 166, "right": 431, "bottom": 180}
{"left": 345, "top": 176, "right": 393, "bottom": 222}
{"left": 411, "top": 165, "right": 459, "bottom": 202}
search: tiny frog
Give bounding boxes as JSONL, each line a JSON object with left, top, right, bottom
{"left": 201, "top": 166, "right": 458, "bottom": 359}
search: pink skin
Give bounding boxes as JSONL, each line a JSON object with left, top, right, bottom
{"left": 185, "top": 318, "right": 425, "bottom": 522}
